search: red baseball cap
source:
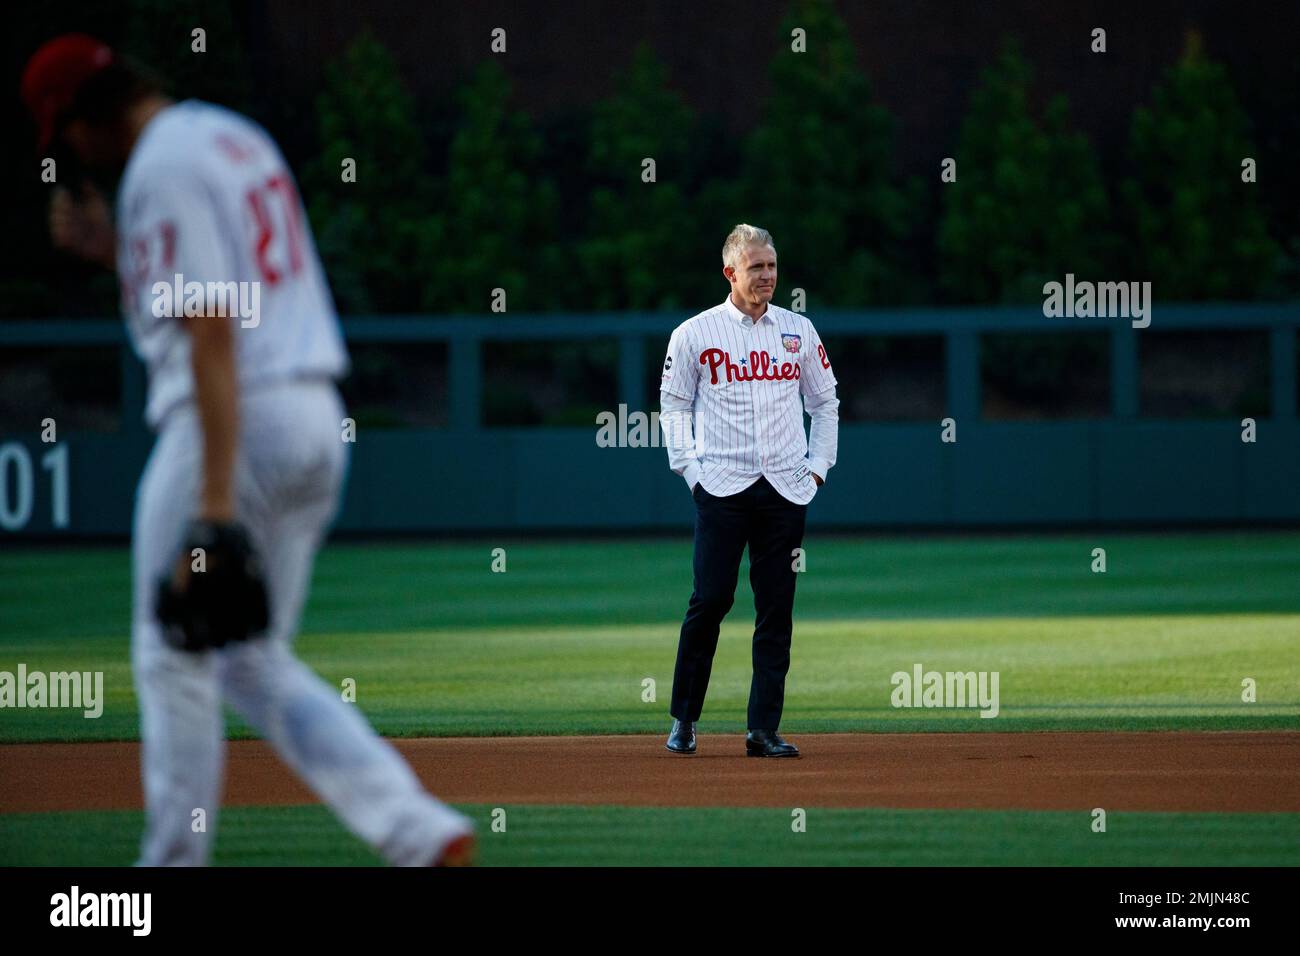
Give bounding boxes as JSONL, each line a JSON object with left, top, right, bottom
{"left": 21, "top": 34, "right": 115, "bottom": 152}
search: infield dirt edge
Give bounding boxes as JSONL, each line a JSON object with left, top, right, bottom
{"left": 3, "top": 731, "right": 1297, "bottom": 815}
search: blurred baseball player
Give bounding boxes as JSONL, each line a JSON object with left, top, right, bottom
{"left": 22, "top": 34, "right": 475, "bottom": 865}
{"left": 659, "top": 224, "right": 839, "bottom": 757}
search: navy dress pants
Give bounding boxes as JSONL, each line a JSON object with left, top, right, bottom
{"left": 669, "top": 476, "right": 808, "bottom": 730}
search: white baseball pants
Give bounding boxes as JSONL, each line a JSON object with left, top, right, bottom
{"left": 131, "top": 379, "right": 470, "bottom": 865}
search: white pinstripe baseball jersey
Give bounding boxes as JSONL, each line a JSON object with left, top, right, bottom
{"left": 659, "top": 294, "right": 840, "bottom": 505}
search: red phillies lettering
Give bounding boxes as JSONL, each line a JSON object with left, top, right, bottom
{"left": 700, "top": 348, "right": 801, "bottom": 385}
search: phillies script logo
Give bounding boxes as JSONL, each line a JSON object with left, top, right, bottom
{"left": 701, "top": 348, "right": 801, "bottom": 385}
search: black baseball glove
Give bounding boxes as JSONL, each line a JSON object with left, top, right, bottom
{"left": 156, "top": 520, "right": 270, "bottom": 652}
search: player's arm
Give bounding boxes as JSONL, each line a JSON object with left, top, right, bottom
{"left": 802, "top": 387, "right": 838, "bottom": 485}
{"left": 159, "top": 312, "right": 268, "bottom": 651}
{"left": 146, "top": 170, "right": 242, "bottom": 522}
{"left": 660, "top": 392, "right": 700, "bottom": 490}
{"left": 186, "top": 311, "right": 238, "bottom": 522}
{"left": 158, "top": 311, "right": 268, "bottom": 651}
{"left": 161, "top": 307, "right": 239, "bottom": 600}
{"left": 659, "top": 325, "right": 702, "bottom": 490}
{"left": 801, "top": 325, "right": 839, "bottom": 486}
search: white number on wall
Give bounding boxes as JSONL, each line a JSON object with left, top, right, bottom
{"left": 0, "top": 442, "right": 70, "bottom": 530}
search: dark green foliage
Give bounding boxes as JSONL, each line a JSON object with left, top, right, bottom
{"left": 303, "top": 32, "right": 435, "bottom": 313}
{"left": 732, "top": 0, "right": 917, "bottom": 308}
{"left": 6, "top": 13, "right": 1292, "bottom": 327}
{"left": 1121, "top": 34, "right": 1280, "bottom": 300}
{"left": 938, "top": 42, "right": 1112, "bottom": 304}
{"left": 576, "top": 44, "right": 698, "bottom": 311}
{"left": 421, "top": 61, "right": 562, "bottom": 312}
{"left": 122, "top": 0, "right": 253, "bottom": 112}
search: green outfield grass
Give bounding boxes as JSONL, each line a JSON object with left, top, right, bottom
{"left": 7, "top": 531, "right": 1300, "bottom": 637}
{"left": 1, "top": 532, "right": 1298, "bottom": 741}
{"left": 2, "top": 803, "right": 1297, "bottom": 867}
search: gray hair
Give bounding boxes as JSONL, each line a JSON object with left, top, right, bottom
{"left": 722, "top": 224, "right": 776, "bottom": 270}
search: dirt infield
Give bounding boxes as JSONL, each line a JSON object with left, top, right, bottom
{"left": 2, "top": 732, "right": 1297, "bottom": 815}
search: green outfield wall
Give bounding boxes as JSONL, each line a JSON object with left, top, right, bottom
{"left": 0, "top": 305, "right": 1295, "bottom": 537}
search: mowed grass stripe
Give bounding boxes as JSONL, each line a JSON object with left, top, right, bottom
{"left": 3, "top": 531, "right": 1300, "bottom": 641}
{"left": 2, "top": 804, "right": 1297, "bottom": 867}
{"left": 0, "top": 614, "right": 1295, "bottom": 741}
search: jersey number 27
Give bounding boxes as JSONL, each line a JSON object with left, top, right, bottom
{"left": 245, "top": 173, "right": 305, "bottom": 286}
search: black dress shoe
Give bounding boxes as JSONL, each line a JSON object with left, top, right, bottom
{"left": 746, "top": 729, "right": 799, "bottom": 758}
{"left": 666, "top": 719, "right": 697, "bottom": 754}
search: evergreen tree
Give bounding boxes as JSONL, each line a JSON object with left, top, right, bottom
{"left": 1121, "top": 31, "right": 1279, "bottom": 299}
{"left": 423, "top": 61, "right": 561, "bottom": 312}
{"left": 937, "top": 41, "right": 1110, "bottom": 303}
{"left": 577, "top": 44, "right": 697, "bottom": 311}
{"left": 734, "top": 0, "right": 913, "bottom": 308}
{"left": 304, "top": 32, "right": 435, "bottom": 313}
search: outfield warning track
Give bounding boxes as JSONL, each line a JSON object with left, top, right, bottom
{"left": 2, "top": 732, "right": 1297, "bottom": 815}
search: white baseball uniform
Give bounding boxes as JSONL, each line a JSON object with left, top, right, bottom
{"left": 659, "top": 295, "right": 840, "bottom": 502}
{"left": 116, "top": 100, "right": 471, "bottom": 865}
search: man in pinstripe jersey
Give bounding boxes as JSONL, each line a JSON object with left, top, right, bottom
{"left": 659, "top": 224, "right": 840, "bottom": 757}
